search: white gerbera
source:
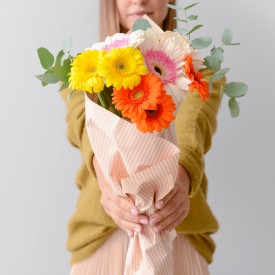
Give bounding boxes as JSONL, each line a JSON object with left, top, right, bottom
{"left": 190, "top": 49, "right": 206, "bottom": 71}
{"left": 139, "top": 29, "right": 192, "bottom": 107}
{"left": 88, "top": 30, "right": 145, "bottom": 51}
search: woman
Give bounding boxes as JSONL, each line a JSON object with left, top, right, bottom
{"left": 62, "top": 0, "right": 222, "bottom": 274}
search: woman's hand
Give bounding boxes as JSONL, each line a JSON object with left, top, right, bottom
{"left": 149, "top": 165, "right": 190, "bottom": 234}
{"left": 93, "top": 157, "right": 149, "bottom": 238}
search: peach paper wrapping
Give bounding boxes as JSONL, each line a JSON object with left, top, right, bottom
{"left": 85, "top": 94, "right": 181, "bottom": 275}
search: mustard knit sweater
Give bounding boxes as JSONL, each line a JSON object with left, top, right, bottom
{"left": 61, "top": 69, "right": 223, "bottom": 266}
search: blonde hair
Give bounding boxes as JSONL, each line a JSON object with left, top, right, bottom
{"left": 99, "top": 0, "right": 177, "bottom": 41}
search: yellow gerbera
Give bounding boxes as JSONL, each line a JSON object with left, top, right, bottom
{"left": 69, "top": 50, "right": 104, "bottom": 93}
{"left": 98, "top": 47, "right": 147, "bottom": 90}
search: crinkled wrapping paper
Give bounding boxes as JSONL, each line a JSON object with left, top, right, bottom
{"left": 85, "top": 94, "right": 180, "bottom": 275}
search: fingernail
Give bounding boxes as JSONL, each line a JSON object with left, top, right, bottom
{"left": 130, "top": 209, "right": 138, "bottom": 216}
{"left": 156, "top": 201, "right": 164, "bottom": 209}
{"left": 149, "top": 217, "right": 157, "bottom": 225}
{"left": 140, "top": 218, "right": 148, "bottom": 225}
{"left": 134, "top": 226, "right": 142, "bottom": 233}
{"left": 154, "top": 225, "right": 162, "bottom": 233}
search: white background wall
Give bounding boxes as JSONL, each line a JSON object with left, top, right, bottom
{"left": 0, "top": 0, "right": 274, "bottom": 274}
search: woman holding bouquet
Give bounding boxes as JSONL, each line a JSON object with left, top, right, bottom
{"left": 62, "top": 0, "right": 223, "bottom": 274}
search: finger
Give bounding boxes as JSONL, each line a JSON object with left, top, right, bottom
{"left": 151, "top": 201, "right": 185, "bottom": 233}
{"left": 102, "top": 195, "right": 149, "bottom": 225}
{"left": 161, "top": 204, "right": 189, "bottom": 233}
{"left": 150, "top": 192, "right": 183, "bottom": 226}
{"left": 161, "top": 199, "right": 190, "bottom": 233}
{"left": 113, "top": 217, "right": 143, "bottom": 235}
{"left": 155, "top": 185, "right": 178, "bottom": 210}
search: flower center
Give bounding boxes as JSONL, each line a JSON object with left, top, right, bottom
{"left": 133, "top": 90, "right": 143, "bottom": 99}
{"left": 117, "top": 63, "right": 125, "bottom": 70}
{"left": 144, "top": 49, "right": 177, "bottom": 85}
{"left": 146, "top": 108, "right": 159, "bottom": 118}
{"left": 154, "top": 66, "right": 162, "bottom": 75}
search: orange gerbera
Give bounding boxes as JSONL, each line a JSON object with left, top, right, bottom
{"left": 132, "top": 91, "right": 176, "bottom": 133}
{"left": 112, "top": 73, "right": 163, "bottom": 119}
{"left": 184, "top": 55, "right": 210, "bottom": 101}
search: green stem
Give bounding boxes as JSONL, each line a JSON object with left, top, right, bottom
{"left": 102, "top": 86, "right": 122, "bottom": 117}
{"left": 98, "top": 92, "right": 108, "bottom": 109}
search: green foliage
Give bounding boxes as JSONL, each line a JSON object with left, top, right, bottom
{"left": 37, "top": 48, "right": 54, "bottom": 70}
{"left": 228, "top": 98, "right": 240, "bottom": 117}
{"left": 132, "top": 18, "right": 151, "bottom": 31}
{"left": 167, "top": 2, "right": 248, "bottom": 117}
{"left": 211, "top": 68, "right": 230, "bottom": 83}
{"left": 186, "top": 24, "right": 204, "bottom": 35}
{"left": 63, "top": 35, "right": 72, "bottom": 54}
{"left": 211, "top": 47, "right": 224, "bottom": 63}
{"left": 192, "top": 36, "right": 212, "bottom": 49}
{"left": 187, "top": 15, "right": 198, "bottom": 21}
{"left": 222, "top": 29, "right": 233, "bottom": 45}
{"left": 35, "top": 70, "right": 59, "bottom": 84}
{"left": 204, "top": 56, "right": 221, "bottom": 71}
{"left": 224, "top": 82, "right": 248, "bottom": 98}
{"left": 54, "top": 50, "right": 71, "bottom": 84}
{"left": 35, "top": 38, "right": 73, "bottom": 92}
{"left": 184, "top": 3, "right": 199, "bottom": 10}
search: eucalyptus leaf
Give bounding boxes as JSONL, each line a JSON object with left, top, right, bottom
{"left": 35, "top": 72, "right": 59, "bottom": 84}
{"left": 222, "top": 29, "right": 233, "bottom": 45}
{"left": 224, "top": 82, "right": 248, "bottom": 98}
{"left": 173, "top": 17, "right": 188, "bottom": 23}
{"left": 37, "top": 47, "right": 54, "bottom": 70}
{"left": 229, "top": 42, "right": 241, "bottom": 46}
{"left": 61, "top": 53, "right": 70, "bottom": 66}
{"left": 228, "top": 97, "right": 240, "bottom": 117}
{"left": 55, "top": 50, "right": 71, "bottom": 83}
{"left": 192, "top": 36, "right": 212, "bottom": 49}
{"left": 187, "top": 15, "right": 198, "bottom": 21}
{"left": 132, "top": 18, "right": 151, "bottom": 31}
{"left": 184, "top": 2, "right": 199, "bottom": 10}
{"left": 211, "top": 68, "right": 230, "bottom": 83}
{"left": 204, "top": 56, "right": 221, "bottom": 70}
{"left": 59, "top": 81, "right": 69, "bottom": 92}
{"left": 63, "top": 35, "right": 72, "bottom": 54}
{"left": 174, "top": 28, "right": 188, "bottom": 35}
{"left": 42, "top": 82, "right": 48, "bottom": 87}
{"left": 211, "top": 47, "right": 224, "bottom": 62}
{"left": 186, "top": 24, "right": 204, "bottom": 35}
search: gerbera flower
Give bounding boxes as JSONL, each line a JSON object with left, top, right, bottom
{"left": 89, "top": 30, "right": 145, "bottom": 51}
{"left": 189, "top": 49, "right": 206, "bottom": 71}
{"left": 98, "top": 47, "right": 147, "bottom": 90}
{"left": 184, "top": 55, "right": 210, "bottom": 101}
{"left": 69, "top": 50, "right": 104, "bottom": 93}
{"left": 132, "top": 91, "right": 176, "bottom": 133}
{"left": 139, "top": 29, "right": 191, "bottom": 106}
{"left": 112, "top": 73, "right": 163, "bottom": 118}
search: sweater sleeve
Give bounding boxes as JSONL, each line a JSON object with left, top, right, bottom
{"left": 60, "top": 88, "right": 96, "bottom": 188}
{"left": 175, "top": 69, "right": 225, "bottom": 198}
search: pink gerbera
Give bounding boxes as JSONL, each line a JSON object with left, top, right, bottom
{"left": 139, "top": 29, "right": 191, "bottom": 106}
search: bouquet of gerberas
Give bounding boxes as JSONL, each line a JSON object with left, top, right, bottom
{"left": 69, "top": 25, "right": 208, "bottom": 134}
{"left": 35, "top": 4, "right": 247, "bottom": 275}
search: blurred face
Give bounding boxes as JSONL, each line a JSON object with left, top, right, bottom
{"left": 116, "top": 0, "right": 171, "bottom": 32}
